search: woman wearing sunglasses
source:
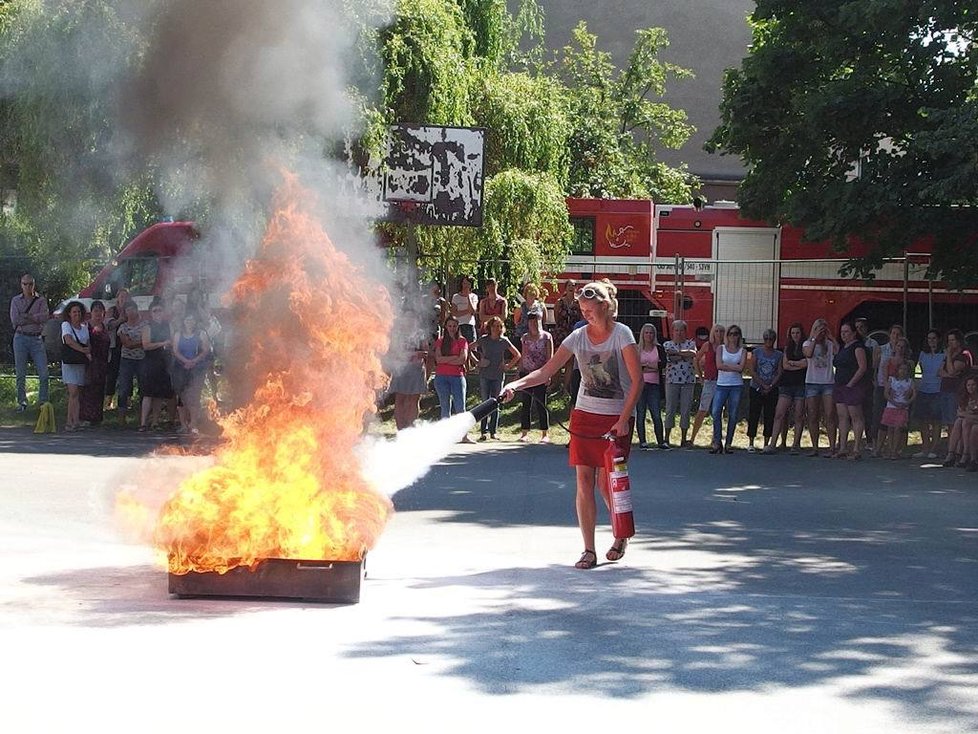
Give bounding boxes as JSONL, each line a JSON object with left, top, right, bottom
{"left": 710, "top": 324, "right": 747, "bottom": 453}
{"left": 501, "top": 279, "right": 642, "bottom": 570}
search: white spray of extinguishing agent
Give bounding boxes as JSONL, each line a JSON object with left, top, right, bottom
{"left": 604, "top": 435, "right": 635, "bottom": 539}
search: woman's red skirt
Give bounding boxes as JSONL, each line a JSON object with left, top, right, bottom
{"left": 568, "top": 409, "right": 634, "bottom": 467}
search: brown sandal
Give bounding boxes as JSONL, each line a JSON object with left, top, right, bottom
{"left": 575, "top": 550, "right": 597, "bottom": 569}
{"left": 606, "top": 538, "right": 628, "bottom": 561}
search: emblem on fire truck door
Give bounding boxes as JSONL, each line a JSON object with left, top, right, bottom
{"left": 606, "top": 223, "right": 637, "bottom": 249}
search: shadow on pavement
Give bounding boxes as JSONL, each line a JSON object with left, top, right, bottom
{"left": 361, "top": 445, "right": 978, "bottom": 724}
{"left": 0, "top": 425, "right": 219, "bottom": 457}
{"left": 349, "top": 561, "right": 978, "bottom": 724}
{"left": 16, "top": 564, "right": 351, "bottom": 627}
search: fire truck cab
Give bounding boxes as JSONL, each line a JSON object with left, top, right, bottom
{"left": 44, "top": 220, "right": 202, "bottom": 358}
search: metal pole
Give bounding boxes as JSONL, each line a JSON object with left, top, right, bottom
{"left": 903, "top": 258, "right": 909, "bottom": 335}
{"left": 679, "top": 256, "right": 686, "bottom": 322}
{"left": 927, "top": 255, "right": 934, "bottom": 330}
{"left": 673, "top": 254, "right": 680, "bottom": 323}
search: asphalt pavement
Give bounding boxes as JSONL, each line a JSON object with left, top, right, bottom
{"left": 1, "top": 425, "right": 976, "bottom": 733}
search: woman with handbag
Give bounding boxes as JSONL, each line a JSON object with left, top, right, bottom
{"left": 60, "top": 301, "right": 91, "bottom": 432}
{"left": 517, "top": 311, "right": 554, "bottom": 443}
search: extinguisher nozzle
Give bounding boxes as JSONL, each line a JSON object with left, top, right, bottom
{"left": 469, "top": 397, "right": 501, "bottom": 423}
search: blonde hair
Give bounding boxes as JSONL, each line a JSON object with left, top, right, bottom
{"left": 523, "top": 283, "right": 540, "bottom": 300}
{"left": 640, "top": 323, "right": 658, "bottom": 348}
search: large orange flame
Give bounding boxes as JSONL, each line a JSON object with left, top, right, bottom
{"left": 154, "top": 173, "right": 393, "bottom": 574}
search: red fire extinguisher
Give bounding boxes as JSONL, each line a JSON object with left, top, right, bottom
{"left": 604, "top": 436, "right": 635, "bottom": 539}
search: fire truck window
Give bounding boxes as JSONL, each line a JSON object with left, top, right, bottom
{"left": 103, "top": 267, "right": 124, "bottom": 298}
{"left": 569, "top": 217, "right": 595, "bottom": 255}
{"left": 126, "top": 257, "right": 159, "bottom": 296}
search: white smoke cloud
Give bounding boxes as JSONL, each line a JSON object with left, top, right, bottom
{"left": 357, "top": 413, "right": 477, "bottom": 498}
{"left": 2, "top": 0, "right": 394, "bottom": 292}
{"left": 114, "top": 0, "right": 394, "bottom": 292}
{"left": 121, "top": 0, "right": 377, "bottom": 213}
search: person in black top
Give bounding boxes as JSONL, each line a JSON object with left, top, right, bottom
{"left": 832, "top": 321, "right": 869, "bottom": 459}
{"left": 768, "top": 323, "right": 807, "bottom": 453}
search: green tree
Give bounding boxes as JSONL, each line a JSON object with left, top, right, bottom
{"left": 0, "top": 0, "right": 162, "bottom": 300}
{"left": 374, "top": 0, "right": 573, "bottom": 293}
{"left": 708, "top": 1, "right": 978, "bottom": 283}
{"left": 558, "top": 22, "right": 696, "bottom": 203}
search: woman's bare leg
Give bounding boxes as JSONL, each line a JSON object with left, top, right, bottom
{"left": 850, "top": 405, "right": 865, "bottom": 455}
{"left": 822, "top": 393, "right": 837, "bottom": 451}
{"left": 575, "top": 466, "right": 599, "bottom": 554}
{"left": 690, "top": 410, "right": 708, "bottom": 445}
{"left": 836, "top": 403, "right": 850, "bottom": 455}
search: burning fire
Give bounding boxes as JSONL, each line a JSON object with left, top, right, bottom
{"left": 148, "top": 173, "right": 393, "bottom": 574}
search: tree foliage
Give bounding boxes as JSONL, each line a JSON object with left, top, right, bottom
{"left": 374, "top": 2, "right": 698, "bottom": 292}
{"left": 379, "top": 0, "right": 475, "bottom": 126}
{"left": 469, "top": 70, "right": 569, "bottom": 182}
{"left": 0, "top": 0, "right": 162, "bottom": 302}
{"left": 708, "top": 0, "right": 978, "bottom": 284}
{"left": 374, "top": 0, "right": 572, "bottom": 292}
{"left": 558, "top": 22, "right": 695, "bottom": 202}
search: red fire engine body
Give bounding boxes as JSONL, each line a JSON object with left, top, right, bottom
{"left": 559, "top": 198, "right": 978, "bottom": 344}
{"left": 56, "top": 203, "right": 977, "bottom": 350}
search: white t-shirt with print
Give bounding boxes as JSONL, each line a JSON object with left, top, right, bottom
{"left": 561, "top": 322, "right": 636, "bottom": 416}
{"left": 451, "top": 292, "right": 478, "bottom": 327}
{"left": 662, "top": 339, "right": 697, "bottom": 384}
{"left": 804, "top": 339, "right": 835, "bottom": 384}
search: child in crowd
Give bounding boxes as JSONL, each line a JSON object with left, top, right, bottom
{"left": 879, "top": 360, "right": 915, "bottom": 459}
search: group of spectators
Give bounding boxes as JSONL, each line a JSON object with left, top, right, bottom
{"left": 385, "top": 275, "right": 978, "bottom": 468}
{"left": 9, "top": 272, "right": 218, "bottom": 435}
{"left": 637, "top": 316, "right": 977, "bottom": 466}
{"left": 387, "top": 277, "right": 583, "bottom": 443}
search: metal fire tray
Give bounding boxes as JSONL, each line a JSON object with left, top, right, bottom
{"left": 168, "top": 557, "right": 365, "bottom": 604}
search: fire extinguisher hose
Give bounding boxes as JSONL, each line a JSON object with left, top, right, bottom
{"left": 510, "top": 388, "right": 617, "bottom": 440}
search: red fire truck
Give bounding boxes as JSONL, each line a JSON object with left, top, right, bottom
{"left": 44, "top": 220, "right": 202, "bottom": 357}
{"left": 560, "top": 198, "right": 978, "bottom": 345}
{"left": 54, "top": 202, "right": 978, "bottom": 350}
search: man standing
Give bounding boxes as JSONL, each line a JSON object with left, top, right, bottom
{"left": 9, "top": 273, "right": 50, "bottom": 411}
{"left": 662, "top": 319, "right": 698, "bottom": 447}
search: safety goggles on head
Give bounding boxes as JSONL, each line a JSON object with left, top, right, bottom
{"left": 576, "top": 286, "right": 607, "bottom": 302}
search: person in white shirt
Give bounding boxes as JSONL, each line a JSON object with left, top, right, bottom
{"left": 710, "top": 324, "right": 747, "bottom": 453}
{"left": 502, "top": 279, "right": 642, "bottom": 570}
{"left": 803, "top": 318, "right": 838, "bottom": 456}
{"left": 450, "top": 275, "right": 479, "bottom": 343}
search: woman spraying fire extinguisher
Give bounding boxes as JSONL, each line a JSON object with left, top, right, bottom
{"left": 501, "top": 279, "right": 642, "bottom": 569}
